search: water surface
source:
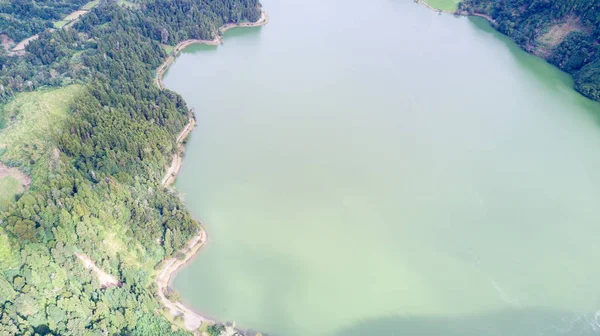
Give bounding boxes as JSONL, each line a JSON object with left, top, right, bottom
{"left": 164, "top": 0, "right": 600, "bottom": 334}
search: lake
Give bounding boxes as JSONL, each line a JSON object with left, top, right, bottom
{"left": 163, "top": 0, "right": 600, "bottom": 335}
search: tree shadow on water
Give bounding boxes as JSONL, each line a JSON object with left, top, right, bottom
{"left": 180, "top": 26, "right": 264, "bottom": 55}
{"left": 222, "top": 25, "right": 264, "bottom": 41}
{"left": 332, "top": 308, "right": 599, "bottom": 336}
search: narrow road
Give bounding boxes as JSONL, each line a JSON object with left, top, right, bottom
{"left": 153, "top": 12, "right": 269, "bottom": 334}
{"left": 155, "top": 230, "right": 212, "bottom": 331}
{"left": 161, "top": 118, "right": 195, "bottom": 187}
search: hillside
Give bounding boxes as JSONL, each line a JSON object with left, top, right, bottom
{"left": 458, "top": 0, "right": 600, "bottom": 102}
{"left": 0, "top": 1, "right": 262, "bottom": 335}
{"left": 0, "top": 0, "right": 90, "bottom": 43}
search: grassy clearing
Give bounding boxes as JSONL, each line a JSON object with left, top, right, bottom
{"left": 64, "top": 10, "right": 88, "bottom": 21}
{"left": 537, "top": 18, "right": 583, "bottom": 51}
{"left": 0, "top": 85, "right": 83, "bottom": 173}
{"left": 0, "top": 176, "right": 21, "bottom": 210}
{"left": 0, "top": 227, "right": 19, "bottom": 269}
{"left": 162, "top": 44, "right": 175, "bottom": 55}
{"left": 424, "top": 0, "right": 460, "bottom": 12}
{"left": 118, "top": 0, "right": 140, "bottom": 9}
{"left": 53, "top": 20, "right": 70, "bottom": 28}
{"left": 82, "top": 0, "right": 100, "bottom": 10}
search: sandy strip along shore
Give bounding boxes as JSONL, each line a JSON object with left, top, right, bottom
{"left": 154, "top": 12, "right": 269, "bottom": 334}
{"left": 161, "top": 118, "right": 196, "bottom": 187}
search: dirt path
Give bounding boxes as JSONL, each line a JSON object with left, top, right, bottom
{"left": 12, "top": 35, "right": 39, "bottom": 52}
{"left": 75, "top": 253, "right": 120, "bottom": 288}
{"left": 155, "top": 11, "right": 269, "bottom": 90}
{"left": 176, "top": 118, "right": 196, "bottom": 143}
{"left": 155, "top": 229, "right": 212, "bottom": 331}
{"left": 161, "top": 118, "right": 195, "bottom": 187}
{"left": 154, "top": 12, "right": 269, "bottom": 334}
{"left": 11, "top": 6, "right": 92, "bottom": 52}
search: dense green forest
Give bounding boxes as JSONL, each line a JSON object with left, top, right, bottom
{"left": 0, "top": 0, "right": 89, "bottom": 42}
{"left": 458, "top": 0, "right": 600, "bottom": 101}
{"left": 0, "top": 0, "right": 261, "bottom": 335}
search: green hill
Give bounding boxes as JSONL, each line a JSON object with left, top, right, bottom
{"left": 0, "top": 1, "right": 263, "bottom": 335}
{"left": 459, "top": 0, "right": 600, "bottom": 102}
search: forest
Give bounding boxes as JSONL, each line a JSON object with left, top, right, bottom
{"left": 0, "top": 0, "right": 262, "bottom": 335}
{"left": 458, "top": 0, "right": 600, "bottom": 101}
{"left": 0, "top": 0, "right": 89, "bottom": 42}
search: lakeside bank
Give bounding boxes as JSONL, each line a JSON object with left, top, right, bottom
{"left": 153, "top": 11, "right": 269, "bottom": 335}
{"left": 155, "top": 11, "right": 269, "bottom": 89}
{"left": 418, "top": 0, "right": 496, "bottom": 23}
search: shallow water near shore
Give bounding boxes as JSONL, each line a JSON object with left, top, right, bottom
{"left": 163, "top": 0, "right": 600, "bottom": 335}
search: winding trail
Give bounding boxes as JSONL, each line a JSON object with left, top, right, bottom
{"left": 155, "top": 229, "right": 212, "bottom": 331}
{"left": 154, "top": 11, "right": 269, "bottom": 333}
{"left": 161, "top": 118, "right": 196, "bottom": 187}
{"left": 11, "top": 6, "right": 94, "bottom": 53}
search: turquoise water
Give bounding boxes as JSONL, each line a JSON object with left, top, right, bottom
{"left": 164, "top": 0, "right": 600, "bottom": 335}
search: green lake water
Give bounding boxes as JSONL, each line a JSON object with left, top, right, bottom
{"left": 163, "top": 0, "right": 600, "bottom": 335}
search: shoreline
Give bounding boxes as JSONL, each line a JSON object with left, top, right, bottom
{"left": 417, "top": 0, "right": 496, "bottom": 24}
{"left": 417, "top": 0, "right": 456, "bottom": 14}
{"left": 154, "top": 11, "right": 269, "bottom": 334}
{"left": 155, "top": 229, "right": 213, "bottom": 331}
{"left": 161, "top": 117, "right": 196, "bottom": 187}
{"left": 155, "top": 11, "right": 269, "bottom": 89}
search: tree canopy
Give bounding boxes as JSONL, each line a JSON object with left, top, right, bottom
{"left": 0, "top": 0, "right": 262, "bottom": 335}
{"left": 459, "top": 0, "right": 600, "bottom": 101}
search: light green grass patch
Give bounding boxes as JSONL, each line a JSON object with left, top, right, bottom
{"left": 118, "top": 0, "right": 139, "bottom": 9}
{"left": 162, "top": 44, "right": 175, "bottom": 55}
{"left": 0, "top": 85, "right": 83, "bottom": 170}
{"left": 424, "top": 0, "right": 460, "bottom": 12}
{"left": 53, "top": 20, "right": 70, "bottom": 29}
{"left": 0, "top": 228, "right": 19, "bottom": 269}
{"left": 81, "top": 0, "right": 100, "bottom": 10}
{"left": 0, "top": 176, "right": 21, "bottom": 210}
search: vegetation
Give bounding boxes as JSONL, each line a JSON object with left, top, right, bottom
{"left": 82, "top": 1, "right": 101, "bottom": 11}
{"left": 425, "top": 0, "right": 461, "bottom": 12}
{"left": 162, "top": 44, "right": 175, "bottom": 55}
{"left": 459, "top": 0, "right": 600, "bottom": 102}
{"left": 0, "top": 176, "right": 21, "bottom": 210}
{"left": 0, "top": 0, "right": 89, "bottom": 42}
{"left": 53, "top": 20, "right": 70, "bottom": 29}
{"left": 0, "top": 86, "right": 84, "bottom": 176}
{"left": 0, "top": 0, "right": 262, "bottom": 335}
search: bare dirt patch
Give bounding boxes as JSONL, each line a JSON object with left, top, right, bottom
{"left": 536, "top": 17, "right": 583, "bottom": 56}
{"left": 75, "top": 253, "right": 121, "bottom": 288}
{"left": 1, "top": 34, "right": 14, "bottom": 52}
{"left": 13, "top": 35, "right": 39, "bottom": 52}
{"left": 0, "top": 162, "right": 31, "bottom": 187}
{"left": 155, "top": 230, "right": 212, "bottom": 331}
